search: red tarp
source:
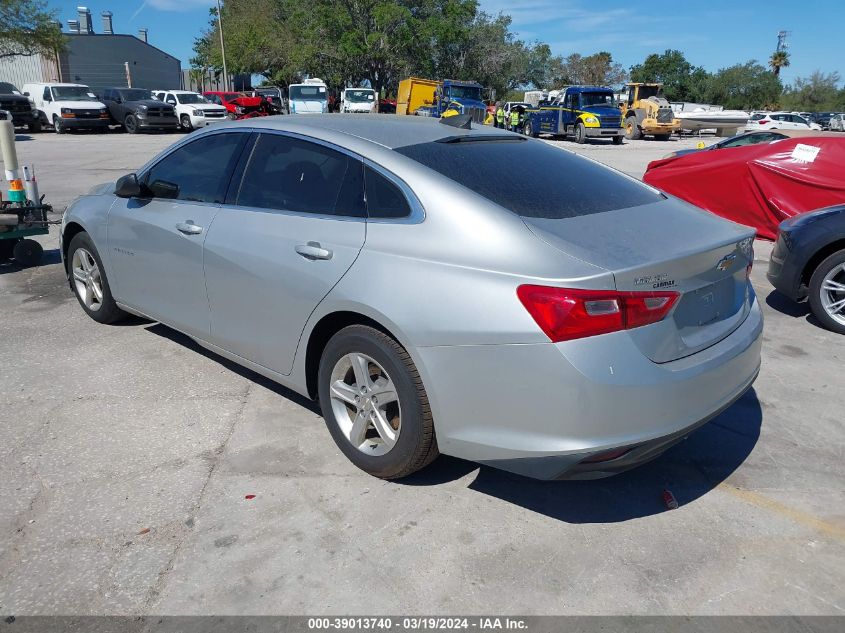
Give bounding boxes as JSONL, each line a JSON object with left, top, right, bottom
{"left": 643, "top": 137, "right": 845, "bottom": 240}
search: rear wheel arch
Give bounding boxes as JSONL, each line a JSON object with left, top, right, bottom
{"left": 801, "top": 238, "right": 845, "bottom": 287}
{"left": 304, "top": 310, "right": 406, "bottom": 400}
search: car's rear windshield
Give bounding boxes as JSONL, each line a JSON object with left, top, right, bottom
{"left": 394, "top": 138, "right": 661, "bottom": 219}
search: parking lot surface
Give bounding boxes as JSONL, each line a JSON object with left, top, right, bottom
{"left": 1, "top": 130, "right": 843, "bottom": 615}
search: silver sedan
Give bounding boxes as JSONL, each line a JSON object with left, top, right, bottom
{"left": 60, "top": 115, "right": 762, "bottom": 480}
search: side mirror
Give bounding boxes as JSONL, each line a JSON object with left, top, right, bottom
{"left": 115, "top": 173, "right": 142, "bottom": 198}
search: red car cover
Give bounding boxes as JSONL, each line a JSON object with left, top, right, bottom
{"left": 644, "top": 137, "right": 845, "bottom": 240}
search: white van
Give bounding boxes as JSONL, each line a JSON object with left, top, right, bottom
{"left": 152, "top": 89, "right": 228, "bottom": 131}
{"left": 288, "top": 78, "right": 328, "bottom": 114}
{"left": 21, "top": 82, "right": 109, "bottom": 133}
{"left": 340, "top": 87, "right": 377, "bottom": 113}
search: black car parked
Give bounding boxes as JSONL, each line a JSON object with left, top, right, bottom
{"left": 100, "top": 87, "right": 178, "bottom": 133}
{"left": 768, "top": 205, "right": 845, "bottom": 334}
{"left": 0, "top": 82, "right": 40, "bottom": 132}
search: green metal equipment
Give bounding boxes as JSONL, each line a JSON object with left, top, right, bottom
{"left": 1, "top": 116, "right": 51, "bottom": 266}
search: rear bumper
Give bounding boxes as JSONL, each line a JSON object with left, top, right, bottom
{"left": 415, "top": 293, "right": 763, "bottom": 480}
{"left": 766, "top": 233, "right": 805, "bottom": 301}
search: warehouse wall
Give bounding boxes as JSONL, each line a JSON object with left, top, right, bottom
{"left": 0, "top": 50, "right": 61, "bottom": 89}
{"left": 61, "top": 34, "right": 181, "bottom": 94}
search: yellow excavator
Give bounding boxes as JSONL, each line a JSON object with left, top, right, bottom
{"left": 619, "top": 83, "right": 680, "bottom": 140}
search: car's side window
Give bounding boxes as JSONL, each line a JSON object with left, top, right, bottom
{"left": 143, "top": 132, "right": 246, "bottom": 204}
{"left": 236, "top": 133, "right": 365, "bottom": 217}
{"left": 364, "top": 166, "right": 411, "bottom": 219}
{"left": 43, "top": 86, "right": 51, "bottom": 101}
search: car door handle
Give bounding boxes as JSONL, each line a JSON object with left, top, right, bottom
{"left": 295, "top": 242, "right": 333, "bottom": 260}
{"left": 175, "top": 221, "right": 203, "bottom": 235}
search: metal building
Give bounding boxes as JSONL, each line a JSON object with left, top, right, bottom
{"left": 0, "top": 6, "right": 181, "bottom": 93}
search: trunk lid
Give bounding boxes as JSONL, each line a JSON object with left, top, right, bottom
{"left": 523, "top": 197, "right": 755, "bottom": 363}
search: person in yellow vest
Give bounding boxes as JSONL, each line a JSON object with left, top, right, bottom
{"left": 510, "top": 107, "right": 521, "bottom": 133}
{"left": 495, "top": 103, "right": 505, "bottom": 129}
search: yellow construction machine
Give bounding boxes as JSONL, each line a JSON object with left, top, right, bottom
{"left": 619, "top": 83, "right": 680, "bottom": 140}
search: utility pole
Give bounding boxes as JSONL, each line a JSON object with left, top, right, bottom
{"left": 124, "top": 61, "right": 132, "bottom": 88}
{"left": 216, "top": 0, "right": 229, "bottom": 92}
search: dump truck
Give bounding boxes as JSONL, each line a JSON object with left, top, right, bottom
{"left": 522, "top": 85, "right": 624, "bottom": 144}
{"left": 396, "top": 77, "right": 487, "bottom": 123}
{"left": 619, "top": 83, "right": 680, "bottom": 140}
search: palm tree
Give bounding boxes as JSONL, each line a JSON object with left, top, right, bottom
{"left": 769, "top": 51, "right": 790, "bottom": 77}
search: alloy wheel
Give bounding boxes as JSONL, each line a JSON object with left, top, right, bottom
{"left": 820, "top": 262, "right": 845, "bottom": 326}
{"left": 329, "top": 352, "right": 401, "bottom": 456}
{"left": 71, "top": 247, "right": 104, "bottom": 312}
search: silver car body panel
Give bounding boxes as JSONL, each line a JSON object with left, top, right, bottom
{"left": 61, "top": 115, "right": 763, "bottom": 479}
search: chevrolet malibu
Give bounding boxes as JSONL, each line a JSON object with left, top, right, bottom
{"left": 60, "top": 115, "right": 762, "bottom": 480}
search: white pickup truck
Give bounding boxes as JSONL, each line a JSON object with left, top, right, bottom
{"left": 153, "top": 89, "right": 228, "bottom": 131}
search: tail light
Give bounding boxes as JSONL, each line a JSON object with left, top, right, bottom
{"left": 517, "top": 285, "right": 680, "bottom": 342}
{"left": 758, "top": 119, "right": 770, "bottom": 125}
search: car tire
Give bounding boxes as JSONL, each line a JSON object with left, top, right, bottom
{"left": 524, "top": 121, "right": 536, "bottom": 138}
{"left": 28, "top": 120, "right": 42, "bottom": 133}
{"left": 575, "top": 122, "right": 587, "bottom": 144}
{"left": 317, "top": 325, "right": 438, "bottom": 479}
{"left": 124, "top": 115, "right": 139, "bottom": 134}
{"left": 180, "top": 114, "right": 193, "bottom": 132}
{"left": 624, "top": 116, "right": 641, "bottom": 140}
{"left": 52, "top": 115, "right": 65, "bottom": 134}
{"left": 12, "top": 238, "right": 43, "bottom": 267}
{"left": 612, "top": 135, "right": 623, "bottom": 145}
{"left": 808, "top": 248, "right": 845, "bottom": 335}
{"left": 66, "top": 232, "right": 127, "bottom": 324}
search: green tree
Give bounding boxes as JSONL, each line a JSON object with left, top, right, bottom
{"left": 0, "top": 0, "right": 64, "bottom": 59}
{"left": 768, "top": 50, "right": 790, "bottom": 77}
{"left": 704, "top": 61, "right": 782, "bottom": 110}
{"left": 781, "top": 71, "right": 844, "bottom": 111}
{"left": 629, "top": 49, "right": 709, "bottom": 101}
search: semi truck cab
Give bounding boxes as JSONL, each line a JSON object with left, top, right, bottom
{"left": 524, "top": 86, "right": 624, "bottom": 144}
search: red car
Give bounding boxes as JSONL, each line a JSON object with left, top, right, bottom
{"left": 644, "top": 136, "right": 845, "bottom": 240}
{"left": 203, "top": 91, "right": 268, "bottom": 119}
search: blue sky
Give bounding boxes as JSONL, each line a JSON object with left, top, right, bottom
{"left": 50, "top": 0, "right": 843, "bottom": 86}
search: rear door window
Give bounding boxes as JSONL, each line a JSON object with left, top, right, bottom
{"left": 365, "top": 167, "right": 411, "bottom": 219}
{"left": 143, "top": 132, "right": 247, "bottom": 203}
{"left": 395, "top": 137, "right": 661, "bottom": 219}
{"left": 235, "top": 133, "right": 365, "bottom": 217}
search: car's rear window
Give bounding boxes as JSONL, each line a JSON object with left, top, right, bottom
{"left": 394, "top": 138, "right": 661, "bottom": 219}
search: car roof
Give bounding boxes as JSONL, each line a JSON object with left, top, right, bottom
{"left": 769, "top": 129, "right": 841, "bottom": 138}
{"left": 213, "top": 114, "right": 516, "bottom": 149}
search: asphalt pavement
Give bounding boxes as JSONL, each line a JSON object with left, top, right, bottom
{"left": 0, "top": 128, "right": 843, "bottom": 615}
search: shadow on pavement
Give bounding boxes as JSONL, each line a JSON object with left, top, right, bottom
{"left": 0, "top": 247, "right": 62, "bottom": 275}
{"left": 765, "top": 289, "right": 809, "bottom": 318}
{"left": 764, "top": 289, "right": 829, "bottom": 331}
{"left": 403, "top": 389, "right": 762, "bottom": 524}
{"left": 142, "top": 320, "right": 761, "bottom": 524}
{"left": 144, "top": 322, "right": 321, "bottom": 414}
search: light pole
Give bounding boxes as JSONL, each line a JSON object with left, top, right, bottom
{"left": 216, "top": 0, "right": 229, "bottom": 92}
